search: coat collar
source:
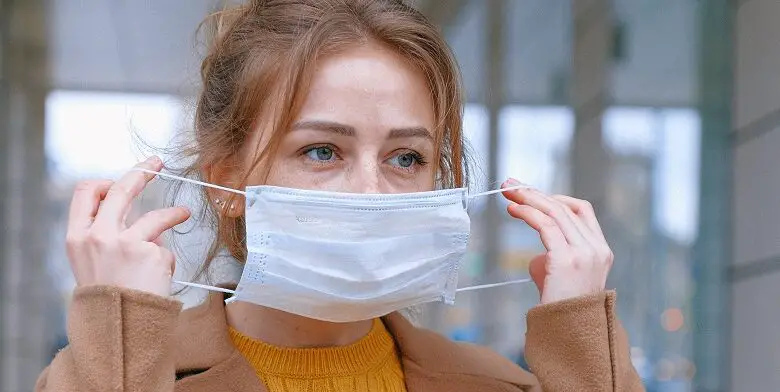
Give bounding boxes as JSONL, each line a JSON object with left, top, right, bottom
{"left": 172, "top": 289, "right": 539, "bottom": 392}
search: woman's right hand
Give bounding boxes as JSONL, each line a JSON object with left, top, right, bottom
{"left": 65, "top": 156, "right": 191, "bottom": 297}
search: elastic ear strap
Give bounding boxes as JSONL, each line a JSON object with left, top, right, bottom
{"left": 455, "top": 278, "right": 532, "bottom": 292}
{"left": 173, "top": 278, "right": 531, "bottom": 295}
{"left": 132, "top": 168, "right": 246, "bottom": 195}
{"left": 172, "top": 280, "right": 237, "bottom": 294}
{"left": 467, "top": 183, "right": 533, "bottom": 199}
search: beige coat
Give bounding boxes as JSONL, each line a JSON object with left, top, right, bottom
{"left": 36, "top": 285, "right": 644, "bottom": 391}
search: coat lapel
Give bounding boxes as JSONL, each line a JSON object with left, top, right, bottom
{"left": 383, "top": 313, "right": 541, "bottom": 392}
{"left": 173, "top": 291, "right": 268, "bottom": 392}
{"left": 175, "top": 351, "right": 265, "bottom": 392}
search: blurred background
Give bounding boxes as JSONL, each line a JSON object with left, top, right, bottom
{"left": 0, "top": 0, "right": 770, "bottom": 390}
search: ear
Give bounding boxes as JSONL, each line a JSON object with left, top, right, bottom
{"left": 203, "top": 158, "right": 245, "bottom": 218}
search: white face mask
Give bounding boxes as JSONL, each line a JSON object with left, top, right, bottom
{"left": 137, "top": 169, "right": 532, "bottom": 323}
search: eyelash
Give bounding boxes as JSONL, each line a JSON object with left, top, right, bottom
{"left": 299, "top": 144, "right": 428, "bottom": 171}
{"left": 300, "top": 144, "right": 340, "bottom": 166}
{"left": 396, "top": 151, "right": 428, "bottom": 170}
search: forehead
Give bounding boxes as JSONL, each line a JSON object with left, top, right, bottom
{"left": 296, "top": 43, "right": 436, "bottom": 132}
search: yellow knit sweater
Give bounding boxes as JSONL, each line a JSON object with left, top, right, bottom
{"left": 228, "top": 318, "right": 407, "bottom": 392}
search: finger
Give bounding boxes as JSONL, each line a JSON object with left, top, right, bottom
{"left": 502, "top": 183, "right": 587, "bottom": 246}
{"left": 550, "top": 196, "right": 600, "bottom": 246}
{"left": 124, "top": 207, "right": 191, "bottom": 242}
{"left": 551, "top": 195, "right": 606, "bottom": 242}
{"left": 67, "top": 180, "right": 114, "bottom": 233}
{"left": 94, "top": 157, "right": 163, "bottom": 230}
{"left": 507, "top": 203, "right": 568, "bottom": 250}
{"left": 528, "top": 254, "right": 546, "bottom": 296}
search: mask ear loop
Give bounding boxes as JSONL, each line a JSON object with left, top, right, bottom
{"left": 455, "top": 278, "right": 533, "bottom": 293}
{"left": 456, "top": 182, "right": 535, "bottom": 291}
{"left": 172, "top": 276, "right": 534, "bottom": 296}
{"left": 461, "top": 183, "right": 532, "bottom": 211}
{"left": 133, "top": 168, "right": 246, "bottom": 196}
{"left": 133, "top": 168, "right": 245, "bottom": 295}
{"left": 174, "top": 281, "right": 237, "bottom": 294}
{"left": 467, "top": 183, "right": 532, "bottom": 199}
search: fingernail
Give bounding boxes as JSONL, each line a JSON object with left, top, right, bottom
{"left": 147, "top": 156, "right": 161, "bottom": 164}
{"left": 508, "top": 178, "right": 521, "bottom": 186}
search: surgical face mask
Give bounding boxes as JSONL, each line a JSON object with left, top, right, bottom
{"left": 137, "top": 169, "right": 532, "bottom": 323}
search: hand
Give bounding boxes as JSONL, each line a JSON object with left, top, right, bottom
{"left": 65, "top": 157, "right": 191, "bottom": 297}
{"left": 501, "top": 178, "right": 614, "bottom": 304}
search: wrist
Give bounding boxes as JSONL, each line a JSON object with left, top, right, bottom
{"left": 119, "top": 271, "right": 173, "bottom": 298}
{"left": 539, "top": 282, "right": 604, "bottom": 305}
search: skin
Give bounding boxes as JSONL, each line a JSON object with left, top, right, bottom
{"left": 65, "top": 42, "right": 614, "bottom": 350}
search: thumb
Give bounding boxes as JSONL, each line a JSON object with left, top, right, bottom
{"left": 528, "top": 254, "right": 547, "bottom": 298}
{"left": 124, "top": 206, "right": 190, "bottom": 242}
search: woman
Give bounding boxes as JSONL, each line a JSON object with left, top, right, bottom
{"left": 37, "top": 0, "right": 644, "bottom": 391}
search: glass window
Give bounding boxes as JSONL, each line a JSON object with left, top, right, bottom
{"left": 602, "top": 106, "right": 701, "bottom": 387}
{"left": 603, "top": 107, "right": 701, "bottom": 245}
{"left": 655, "top": 109, "right": 701, "bottom": 246}
{"left": 45, "top": 90, "right": 183, "bottom": 179}
{"left": 498, "top": 106, "right": 574, "bottom": 194}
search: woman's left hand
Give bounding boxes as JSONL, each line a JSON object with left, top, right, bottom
{"left": 501, "top": 178, "right": 614, "bottom": 305}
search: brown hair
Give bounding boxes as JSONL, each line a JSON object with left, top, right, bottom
{"left": 169, "top": 0, "right": 471, "bottom": 281}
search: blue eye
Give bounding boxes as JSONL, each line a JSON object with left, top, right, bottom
{"left": 393, "top": 153, "right": 416, "bottom": 168}
{"left": 305, "top": 146, "right": 335, "bottom": 161}
{"left": 389, "top": 152, "right": 425, "bottom": 168}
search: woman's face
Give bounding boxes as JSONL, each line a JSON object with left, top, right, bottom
{"left": 256, "top": 42, "right": 437, "bottom": 194}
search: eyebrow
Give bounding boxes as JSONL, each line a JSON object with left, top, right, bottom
{"left": 388, "top": 127, "right": 433, "bottom": 140}
{"left": 292, "top": 121, "right": 355, "bottom": 136}
{"left": 292, "top": 120, "right": 433, "bottom": 141}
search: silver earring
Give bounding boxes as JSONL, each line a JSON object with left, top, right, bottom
{"left": 214, "top": 198, "right": 224, "bottom": 207}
